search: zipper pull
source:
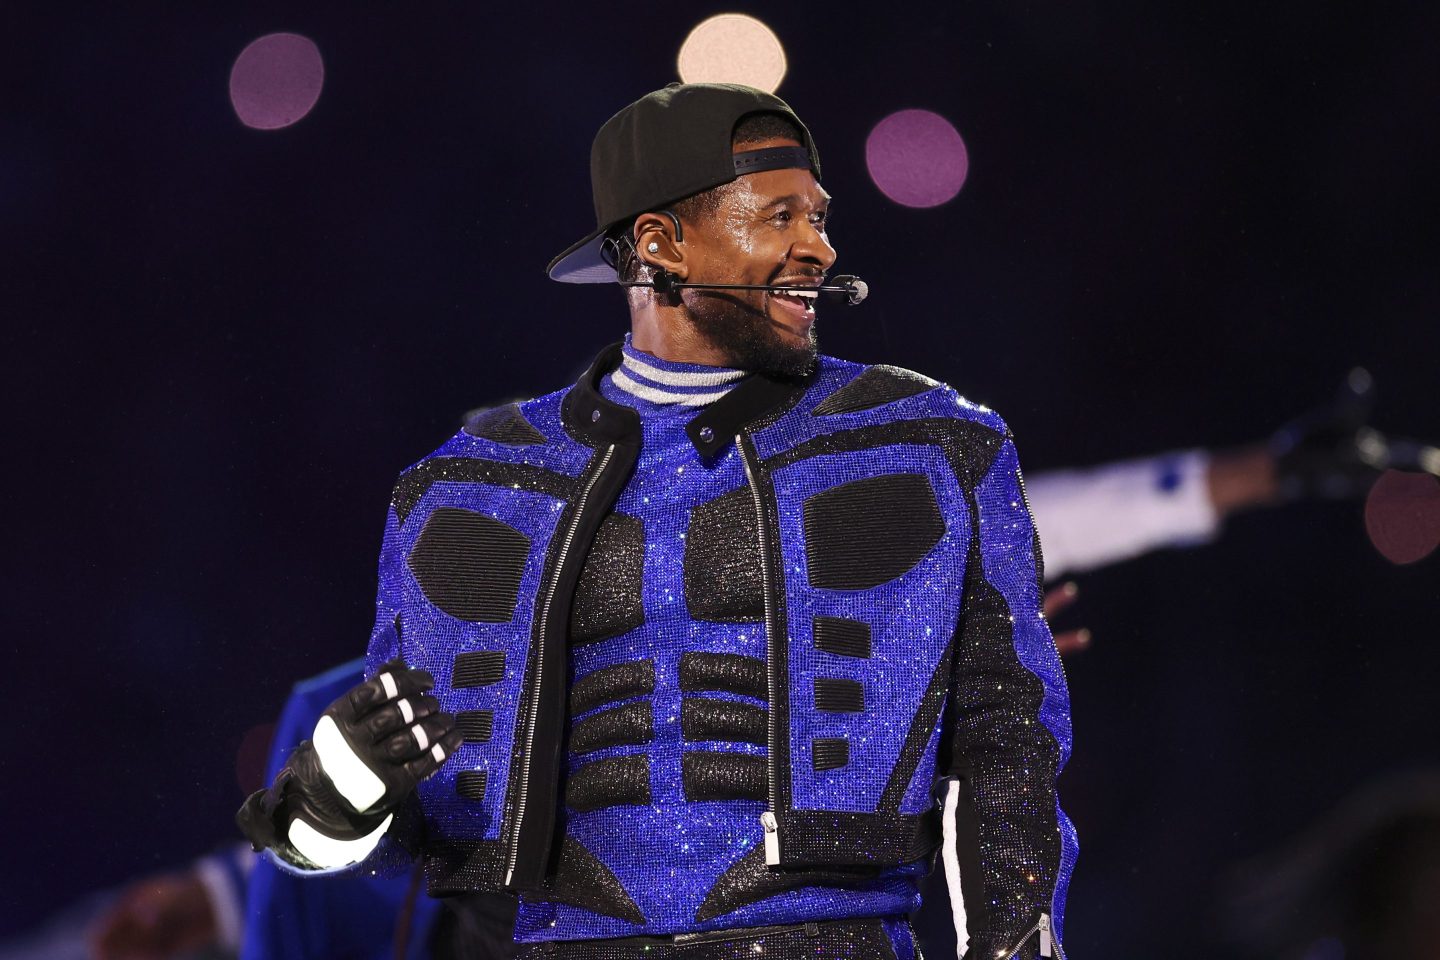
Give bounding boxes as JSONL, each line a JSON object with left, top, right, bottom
{"left": 1038, "top": 912, "right": 1052, "bottom": 958}
{"left": 760, "top": 811, "right": 779, "bottom": 865}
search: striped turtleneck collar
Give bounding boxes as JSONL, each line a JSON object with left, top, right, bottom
{"left": 603, "top": 336, "right": 748, "bottom": 409}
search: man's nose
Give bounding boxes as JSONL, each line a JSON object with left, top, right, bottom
{"left": 792, "top": 224, "right": 837, "bottom": 271}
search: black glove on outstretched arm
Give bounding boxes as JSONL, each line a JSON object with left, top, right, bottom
{"left": 1271, "top": 367, "right": 1440, "bottom": 500}
{"left": 237, "top": 659, "right": 462, "bottom": 870}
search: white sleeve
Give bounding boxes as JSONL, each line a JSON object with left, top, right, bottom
{"left": 1026, "top": 449, "right": 1219, "bottom": 580}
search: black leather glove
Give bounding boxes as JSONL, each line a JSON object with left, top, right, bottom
{"left": 1272, "top": 368, "right": 1440, "bottom": 500}
{"left": 237, "top": 659, "right": 462, "bottom": 869}
{"left": 1271, "top": 368, "right": 1381, "bottom": 500}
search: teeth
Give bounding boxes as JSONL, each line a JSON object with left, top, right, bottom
{"left": 780, "top": 289, "right": 818, "bottom": 299}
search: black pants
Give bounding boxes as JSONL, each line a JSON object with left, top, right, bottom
{"left": 514, "top": 918, "right": 918, "bottom": 960}
{"left": 431, "top": 892, "right": 521, "bottom": 960}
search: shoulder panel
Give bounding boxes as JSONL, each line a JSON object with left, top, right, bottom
{"left": 461, "top": 403, "right": 547, "bottom": 446}
{"left": 389, "top": 388, "right": 589, "bottom": 524}
{"left": 812, "top": 364, "right": 941, "bottom": 416}
{"left": 899, "top": 377, "right": 1009, "bottom": 436}
{"left": 749, "top": 355, "right": 1010, "bottom": 468}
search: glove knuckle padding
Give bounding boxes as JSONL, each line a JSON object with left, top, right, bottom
{"left": 420, "top": 714, "right": 452, "bottom": 739}
{"left": 406, "top": 753, "right": 437, "bottom": 781}
{"left": 406, "top": 725, "right": 465, "bottom": 782}
{"left": 384, "top": 730, "right": 418, "bottom": 760}
{"left": 346, "top": 678, "right": 387, "bottom": 716}
{"left": 361, "top": 711, "right": 395, "bottom": 741}
{"left": 371, "top": 695, "right": 439, "bottom": 740}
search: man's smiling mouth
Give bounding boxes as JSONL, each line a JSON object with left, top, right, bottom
{"left": 768, "top": 286, "right": 818, "bottom": 323}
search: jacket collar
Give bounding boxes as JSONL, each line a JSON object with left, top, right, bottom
{"left": 561, "top": 341, "right": 814, "bottom": 455}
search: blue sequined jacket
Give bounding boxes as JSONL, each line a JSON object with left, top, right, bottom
{"left": 365, "top": 343, "right": 1075, "bottom": 958}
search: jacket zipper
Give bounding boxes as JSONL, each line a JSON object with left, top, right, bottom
{"left": 1039, "top": 911, "right": 1056, "bottom": 958}
{"left": 505, "top": 443, "right": 616, "bottom": 885}
{"left": 738, "top": 434, "right": 782, "bottom": 866}
{"left": 999, "top": 912, "right": 1060, "bottom": 959}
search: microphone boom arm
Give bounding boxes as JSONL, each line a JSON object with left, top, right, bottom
{"left": 620, "top": 273, "right": 869, "bottom": 306}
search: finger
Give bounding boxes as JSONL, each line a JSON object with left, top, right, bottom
{"left": 380, "top": 713, "right": 456, "bottom": 762}
{"left": 359, "top": 695, "right": 440, "bottom": 742}
{"left": 346, "top": 667, "right": 435, "bottom": 718}
{"left": 1042, "top": 581, "right": 1079, "bottom": 619}
{"left": 1054, "top": 628, "right": 1092, "bottom": 656}
{"left": 407, "top": 726, "right": 465, "bottom": 781}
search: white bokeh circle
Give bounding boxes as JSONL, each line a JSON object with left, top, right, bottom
{"left": 677, "top": 15, "right": 787, "bottom": 93}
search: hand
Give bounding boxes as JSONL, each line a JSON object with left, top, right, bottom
{"left": 1268, "top": 367, "right": 1440, "bottom": 500}
{"left": 237, "top": 659, "right": 462, "bottom": 868}
{"left": 1044, "top": 582, "right": 1091, "bottom": 656}
{"left": 312, "top": 658, "right": 461, "bottom": 813}
{"left": 90, "top": 871, "right": 216, "bottom": 960}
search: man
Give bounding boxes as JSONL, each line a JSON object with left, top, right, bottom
{"left": 238, "top": 82, "right": 1074, "bottom": 959}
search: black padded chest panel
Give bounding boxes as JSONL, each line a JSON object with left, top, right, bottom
{"left": 684, "top": 487, "right": 765, "bottom": 623}
{"left": 569, "top": 511, "right": 646, "bottom": 644}
{"left": 803, "top": 473, "right": 945, "bottom": 590}
{"left": 407, "top": 508, "right": 530, "bottom": 622}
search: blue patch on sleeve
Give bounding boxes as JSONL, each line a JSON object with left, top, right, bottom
{"left": 1155, "top": 457, "right": 1184, "bottom": 493}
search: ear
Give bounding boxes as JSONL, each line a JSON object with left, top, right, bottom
{"left": 632, "top": 212, "right": 688, "bottom": 280}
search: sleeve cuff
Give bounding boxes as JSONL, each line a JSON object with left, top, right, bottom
{"left": 1026, "top": 448, "right": 1220, "bottom": 579}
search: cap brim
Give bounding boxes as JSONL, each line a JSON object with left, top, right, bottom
{"left": 546, "top": 228, "right": 618, "bottom": 284}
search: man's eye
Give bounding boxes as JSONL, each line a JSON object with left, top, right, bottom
{"left": 772, "top": 210, "right": 792, "bottom": 224}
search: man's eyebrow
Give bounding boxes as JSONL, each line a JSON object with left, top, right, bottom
{"left": 758, "top": 191, "right": 833, "bottom": 210}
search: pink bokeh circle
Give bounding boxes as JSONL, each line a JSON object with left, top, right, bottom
{"left": 229, "top": 33, "right": 324, "bottom": 131}
{"left": 865, "top": 109, "right": 969, "bottom": 208}
{"left": 1364, "top": 469, "right": 1440, "bottom": 565}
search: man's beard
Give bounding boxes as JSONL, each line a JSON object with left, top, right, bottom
{"left": 684, "top": 291, "right": 818, "bottom": 377}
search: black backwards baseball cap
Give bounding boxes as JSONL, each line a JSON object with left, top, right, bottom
{"left": 546, "top": 82, "right": 821, "bottom": 283}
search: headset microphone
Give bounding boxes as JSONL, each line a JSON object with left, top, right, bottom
{"left": 624, "top": 272, "right": 870, "bottom": 306}
{"left": 828, "top": 276, "right": 869, "bottom": 306}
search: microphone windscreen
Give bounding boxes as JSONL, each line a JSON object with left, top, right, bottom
{"left": 821, "top": 275, "right": 868, "bottom": 305}
{"left": 846, "top": 278, "right": 869, "bottom": 305}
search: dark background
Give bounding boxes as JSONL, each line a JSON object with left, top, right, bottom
{"left": 5, "top": 3, "right": 1437, "bottom": 956}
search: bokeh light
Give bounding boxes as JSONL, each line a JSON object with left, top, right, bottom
{"left": 229, "top": 33, "right": 325, "bottom": 130}
{"left": 677, "top": 15, "right": 786, "bottom": 93}
{"left": 1364, "top": 469, "right": 1440, "bottom": 565}
{"left": 865, "top": 109, "right": 970, "bottom": 208}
